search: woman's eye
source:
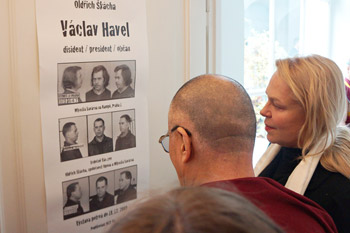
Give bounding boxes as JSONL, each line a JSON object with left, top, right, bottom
{"left": 273, "top": 103, "right": 283, "bottom": 109}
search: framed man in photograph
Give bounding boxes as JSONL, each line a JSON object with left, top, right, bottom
{"left": 115, "top": 170, "right": 137, "bottom": 204}
{"left": 115, "top": 114, "right": 136, "bottom": 151}
{"left": 89, "top": 176, "right": 114, "bottom": 211}
{"left": 58, "top": 66, "right": 83, "bottom": 105}
{"left": 112, "top": 64, "right": 135, "bottom": 99}
{"left": 85, "top": 65, "right": 111, "bottom": 102}
{"left": 88, "top": 118, "right": 113, "bottom": 156}
{"left": 63, "top": 182, "right": 84, "bottom": 220}
{"left": 61, "top": 122, "right": 83, "bottom": 162}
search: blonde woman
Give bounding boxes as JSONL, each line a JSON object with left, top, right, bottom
{"left": 255, "top": 55, "right": 350, "bottom": 233}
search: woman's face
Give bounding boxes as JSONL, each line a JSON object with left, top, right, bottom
{"left": 260, "top": 72, "right": 306, "bottom": 148}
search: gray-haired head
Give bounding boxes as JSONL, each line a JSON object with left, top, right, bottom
{"left": 169, "top": 74, "right": 256, "bottom": 153}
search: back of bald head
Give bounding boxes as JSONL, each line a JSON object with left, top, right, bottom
{"left": 170, "top": 74, "right": 256, "bottom": 153}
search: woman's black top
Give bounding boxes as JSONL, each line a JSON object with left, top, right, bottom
{"left": 259, "top": 147, "right": 350, "bottom": 233}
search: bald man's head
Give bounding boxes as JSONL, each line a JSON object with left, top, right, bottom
{"left": 169, "top": 75, "right": 256, "bottom": 153}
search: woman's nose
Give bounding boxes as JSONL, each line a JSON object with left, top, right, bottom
{"left": 260, "top": 101, "right": 271, "bottom": 118}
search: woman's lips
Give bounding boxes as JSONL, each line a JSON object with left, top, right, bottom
{"left": 265, "top": 124, "right": 275, "bottom": 132}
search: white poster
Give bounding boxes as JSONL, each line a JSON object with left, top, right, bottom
{"left": 36, "top": 1, "right": 149, "bottom": 232}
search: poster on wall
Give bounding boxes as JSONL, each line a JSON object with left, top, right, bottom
{"left": 35, "top": 1, "right": 149, "bottom": 232}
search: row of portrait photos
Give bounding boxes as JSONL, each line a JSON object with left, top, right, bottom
{"left": 59, "top": 109, "right": 136, "bottom": 162}
{"left": 57, "top": 60, "right": 136, "bottom": 105}
{"left": 63, "top": 165, "right": 137, "bottom": 220}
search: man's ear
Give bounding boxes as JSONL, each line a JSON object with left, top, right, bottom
{"left": 176, "top": 127, "right": 192, "bottom": 163}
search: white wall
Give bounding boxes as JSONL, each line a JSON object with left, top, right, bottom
{"left": 303, "top": 0, "right": 330, "bottom": 57}
{"left": 146, "top": 0, "right": 184, "bottom": 191}
{"left": 190, "top": 0, "right": 207, "bottom": 78}
{"left": 216, "top": 0, "right": 244, "bottom": 84}
{"left": 1, "top": 0, "right": 46, "bottom": 232}
{"left": 0, "top": 0, "right": 184, "bottom": 232}
{"left": 329, "top": 0, "right": 350, "bottom": 74}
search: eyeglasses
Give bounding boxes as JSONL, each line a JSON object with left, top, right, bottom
{"left": 158, "top": 125, "right": 192, "bottom": 153}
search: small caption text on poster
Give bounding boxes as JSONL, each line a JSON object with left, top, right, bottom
{"left": 63, "top": 45, "right": 130, "bottom": 54}
{"left": 75, "top": 205, "right": 128, "bottom": 230}
{"left": 65, "top": 157, "right": 134, "bottom": 177}
{"left": 74, "top": 103, "right": 122, "bottom": 113}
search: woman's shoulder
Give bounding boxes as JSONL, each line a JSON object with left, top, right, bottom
{"left": 308, "top": 163, "right": 350, "bottom": 192}
{"left": 305, "top": 163, "right": 350, "bottom": 231}
{"left": 306, "top": 163, "right": 350, "bottom": 207}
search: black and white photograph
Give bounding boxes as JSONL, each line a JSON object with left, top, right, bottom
{"left": 59, "top": 116, "right": 88, "bottom": 162}
{"left": 62, "top": 167, "right": 138, "bottom": 220}
{"left": 87, "top": 113, "right": 113, "bottom": 157}
{"left": 57, "top": 60, "right": 136, "bottom": 105}
{"left": 111, "top": 61, "right": 136, "bottom": 100}
{"left": 85, "top": 65, "right": 112, "bottom": 102}
{"left": 114, "top": 165, "right": 137, "bottom": 205}
{"left": 112, "top": 109, "right": 136, "bottom": 151}
{"left": 89, "top": 171, "right": 115, "bottom": 212}
{"left": 57, "top": 65, "right": 83, "bottom": 105}
{"left": 62, "top": 177, "right": 89, "bottom": 220}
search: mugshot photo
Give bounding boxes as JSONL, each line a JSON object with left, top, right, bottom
{"left": 87, "top": 113, "right": 113, "bottom": 157}
{"left": 57, "top": 60, "right": 136, "bottom": 105}
{"left": 57, "top": 65, "right": 84, "bottom": 105}
{"left": 114, "top": 165, "right": 137, "bottom": 205}
{"left": 110, "top": 61, "right": 136, "bottom": 99}
{"left": 89, "top": 171, "right": 115, "bottom": 212}
{"left": 59, "top": 116, "right": 88, "bottom": 162}
{"left": 62, "top": 177, "right": 89, "bottom": 220}
{"left": 112, "top": 109, "right": 136, "bottom": 151}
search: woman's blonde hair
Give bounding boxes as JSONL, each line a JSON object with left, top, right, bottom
{"left": 276, "top": 54, "right": 350, "bottom": 178}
